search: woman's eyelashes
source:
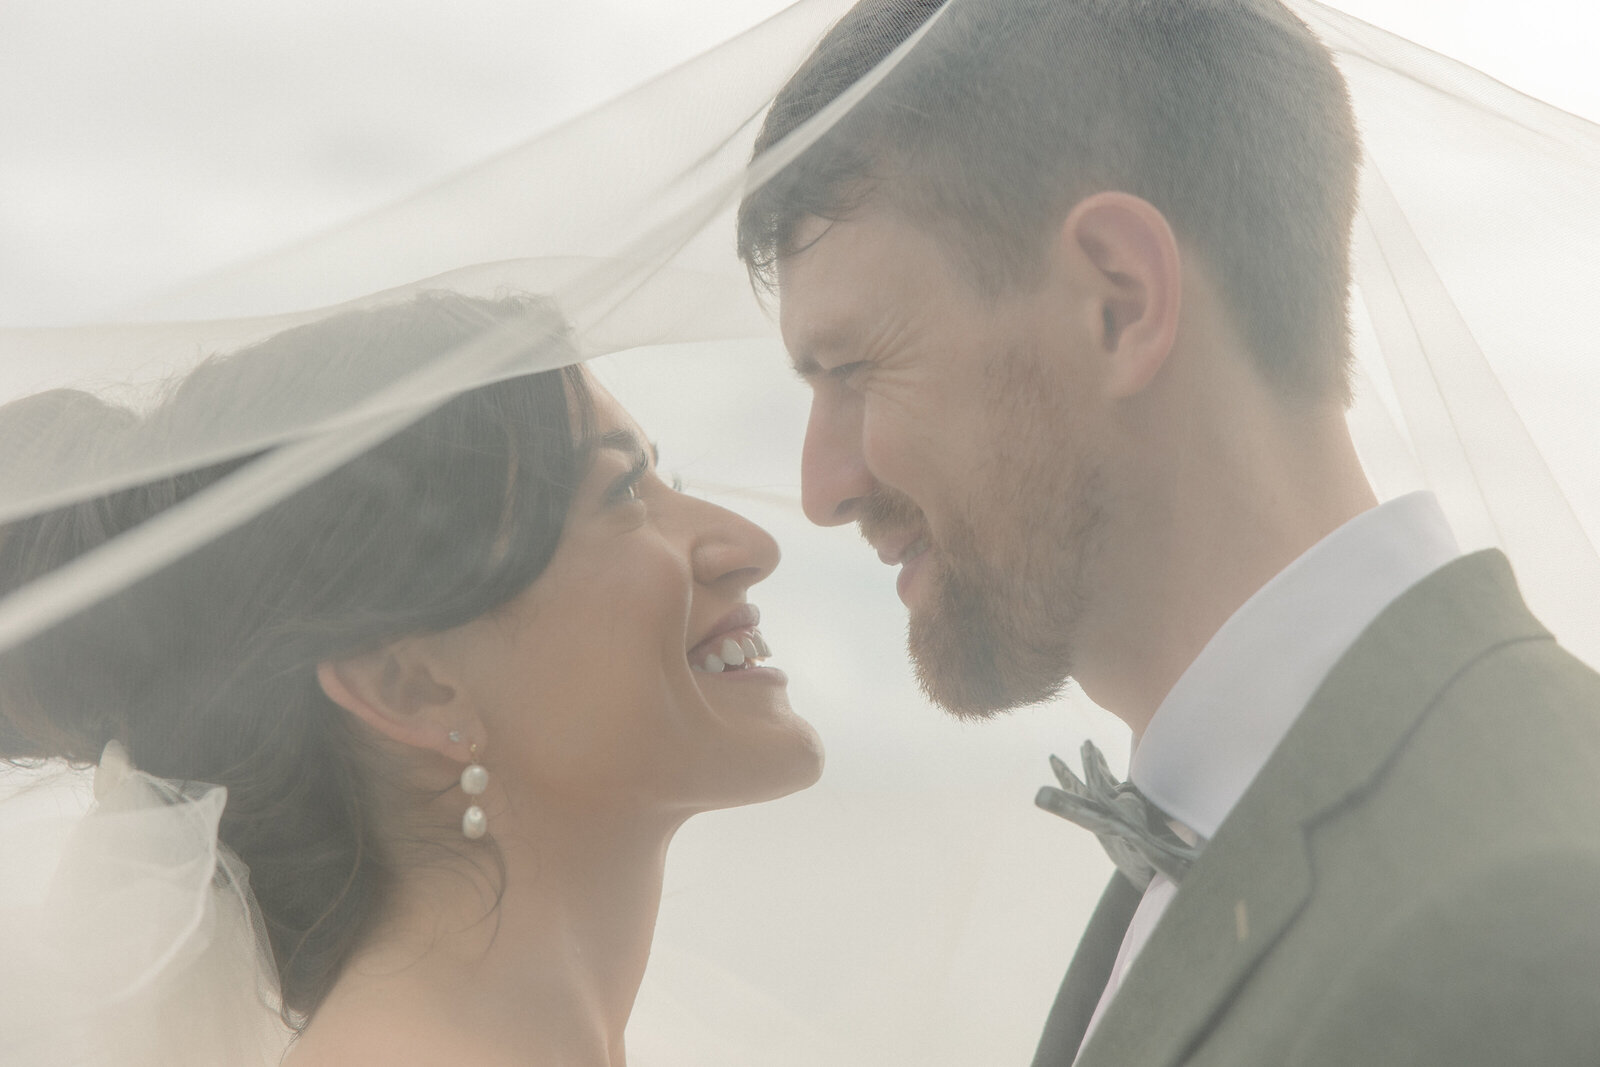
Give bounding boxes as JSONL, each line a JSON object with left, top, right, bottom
{"left": 606, "top": 452, "right": 651, "bottom": 505}
{"left": 604, "top": 449, "right": 683, "bottom": 507}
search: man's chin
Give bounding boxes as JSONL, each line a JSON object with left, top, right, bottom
{"left": 908, "top": 612, "right": 1069, "bottom": 722}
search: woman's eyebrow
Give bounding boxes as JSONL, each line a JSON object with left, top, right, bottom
{"left": 596, "top": 428, "right": 659, "bottom": 464}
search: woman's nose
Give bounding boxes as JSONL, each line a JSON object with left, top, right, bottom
{"left": 689, "top": 500, "right": 781, "bottom": 590}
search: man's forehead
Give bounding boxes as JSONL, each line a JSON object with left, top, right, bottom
{"left": 778, "top": 277, "right": 864, "bottom": 377}
{"left": 776, "top": 211, "right": 933, "bottom": 370}
{"left": 775, "top": 218, "right": 856, "bottom": 372}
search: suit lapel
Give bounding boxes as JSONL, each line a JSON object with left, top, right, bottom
{"left": 1031, "top": 873, "right": 1143, "bottom": 1067}
{"left": 1073, "top": 551, "right": 1547, "bottom": 1067}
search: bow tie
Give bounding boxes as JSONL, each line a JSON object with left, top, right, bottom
{"left": 1035, "top": 741, "right": 1203, "bottom": 892}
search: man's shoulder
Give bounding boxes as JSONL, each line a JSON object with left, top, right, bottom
{"left": 1334, "top": 621, "right": 1600, "bottom": 868}
{"left": 1070, "top": 553, "right": 1600, "bottom": 1067}
{"left": 1308, "top": 550, "right": 1600, "bottom": 863}
{"left": 1180, "top": 584, "right": 1600, "bottom": 1066}
{"left": 1337, "top": 553, "right": 1600, "bottom": 827}
{"left": 1431, "top": 617, "right": 1600, "bottom": 757}
{"left": 1276, "top": 844, "right": 1600, "bottom": 1067}
{"left": 1229, "top": 549, "right": 1597, "bottom": 865}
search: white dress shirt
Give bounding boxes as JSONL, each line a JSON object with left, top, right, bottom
{"left": 1075, "top": 492, "right": 1462, "bottom": 1054}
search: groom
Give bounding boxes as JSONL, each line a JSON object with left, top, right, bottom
{"left": 739, "top": 1, "right": 1600, "bottom": 1064}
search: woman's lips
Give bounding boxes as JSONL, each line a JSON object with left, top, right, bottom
{"left": 689, "top": 603, "right": 760, "bottom": 658}
{"left": 688, "top": 604, "right": 785, "bottom": 684}
{"left": 688, "top": 627, "right": 787, "bottom": 686}
{"left": 688, "top": 627, "right": 773, "bottom": 673}
{"left": 701, "top": 661, "right": 789, "bottom": 685}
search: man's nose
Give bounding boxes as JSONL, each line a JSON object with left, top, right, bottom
{"left": 800, "top": 391, "right": 874, "bottom": 526}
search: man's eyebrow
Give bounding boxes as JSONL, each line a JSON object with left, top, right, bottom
{"left": 790, "top": 352, "right": 824, "bottom": 381}
{"left": 788, "top": 327, "right": 853, "bottom": 381}
{"left": 596, "top": 428, "right": 659, "bottom": 464}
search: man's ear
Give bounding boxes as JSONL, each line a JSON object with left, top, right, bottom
{"left": 316, "top": 639, "right": 471, "bottom": 756}
{"left": 1060, "top": 191, "right": 1182, "bottom": 398}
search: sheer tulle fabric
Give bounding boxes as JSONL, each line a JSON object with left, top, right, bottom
{"left": 0, "top": 2, "right": 1596, "bottom": 1063}
{"left": 0, "top": 744, "right": 291, "bottom": 1066}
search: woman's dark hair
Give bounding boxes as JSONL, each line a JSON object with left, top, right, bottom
{"left": 0, "top": 292, "right": 592, "bottom": 1020}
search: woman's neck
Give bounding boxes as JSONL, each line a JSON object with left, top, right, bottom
{"left": 292, "top": 801, "right": 681, "bottom": 1066}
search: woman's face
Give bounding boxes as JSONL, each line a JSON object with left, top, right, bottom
{"left": 449, "top": 382, "right": 822, "bottom": 822}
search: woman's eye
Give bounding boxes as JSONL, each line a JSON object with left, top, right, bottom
{"left": 607, "top": 453, "right": 651, "bottom": 506}
{"left": 611, "top": 478, "right": 644, "bottom": 506}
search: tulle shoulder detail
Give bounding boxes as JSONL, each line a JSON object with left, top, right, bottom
{"left": 0, "top": 744, "right": 293, "bottom": 1067}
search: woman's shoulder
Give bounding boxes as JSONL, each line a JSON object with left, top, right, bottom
{"left": 285, "top": 1019, "right": 522, "bottom": 1067}
{"left": 285, "top": 983, "right": 552, "bottom": 1067}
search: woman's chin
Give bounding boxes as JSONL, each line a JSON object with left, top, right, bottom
{"left": 765, "top": 721, "right": 826, "bottom": 798}
{"left": 763, "top": 713, "right": 825, "bottom": 796}
{"left": 696, "top": 718, "right": 825, "bottom": 812}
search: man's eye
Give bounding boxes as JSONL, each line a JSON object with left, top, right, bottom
{"left": 829, "top": 361, "right": 869, "bottom": 383}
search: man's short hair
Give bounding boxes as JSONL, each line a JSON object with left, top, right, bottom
{"left": 737, "top": 0, "right": 1362, "bottom": 401}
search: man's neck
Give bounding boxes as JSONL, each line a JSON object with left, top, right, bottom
{"left": 1077, "top": 385, "right": 1377, "bottom": 739}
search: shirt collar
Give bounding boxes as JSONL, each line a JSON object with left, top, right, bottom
{"left": 1129, "top": 491, "right": 1461, "bottom": 841}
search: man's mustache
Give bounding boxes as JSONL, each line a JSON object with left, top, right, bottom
{"left": 856, "top": 485, "right": 927, "bottom": 548}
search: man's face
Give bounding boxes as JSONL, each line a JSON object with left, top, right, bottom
{"left": 778, "top": 210, "right": 1111, "bottom": 719}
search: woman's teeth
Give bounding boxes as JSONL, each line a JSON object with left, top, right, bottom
{"left": 692, "top": 630, "right": 773, "bottom": 673}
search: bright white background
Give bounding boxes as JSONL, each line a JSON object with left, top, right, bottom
{"left": 3, "top": 1, "right": 1596, "bottom": 327}
{"left": 2, "top": 3, "right": 1595, "bottom": 1064}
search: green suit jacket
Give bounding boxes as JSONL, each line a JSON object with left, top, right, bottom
{"left": 1034, "top": 550, "right": 1600, "bottom": 1066}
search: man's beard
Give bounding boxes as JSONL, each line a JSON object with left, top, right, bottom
{"left": 858, "top": 460, "right": 1105, "bottom": 722}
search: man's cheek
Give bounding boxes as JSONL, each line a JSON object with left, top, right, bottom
{"left": 860, "top": 417, "right": 909, "bottom": 492}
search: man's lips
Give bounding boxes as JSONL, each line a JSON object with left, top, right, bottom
{"left": 895, "top": 543, "right": 931, "bottom": 605}
{"left": 873, "top": 532, "right": 930, "bottom": 567}
{"left": 868, "top": 531, "right": 932, "bottom": 606}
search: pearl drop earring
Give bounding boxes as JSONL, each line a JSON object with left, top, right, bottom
{"left": 460, "top": 742, "right": 489, "bottom": 841}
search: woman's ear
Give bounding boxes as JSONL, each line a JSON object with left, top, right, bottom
{"left": 316, "top": 638, "right": 471, "bottom": 756}
{"left": 1059, "top": 191, "right": 1182, "bottom": 399}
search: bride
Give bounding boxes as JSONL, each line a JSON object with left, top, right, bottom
{"left": 0, "top": 291, "right": 823, "bottom": 1065}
